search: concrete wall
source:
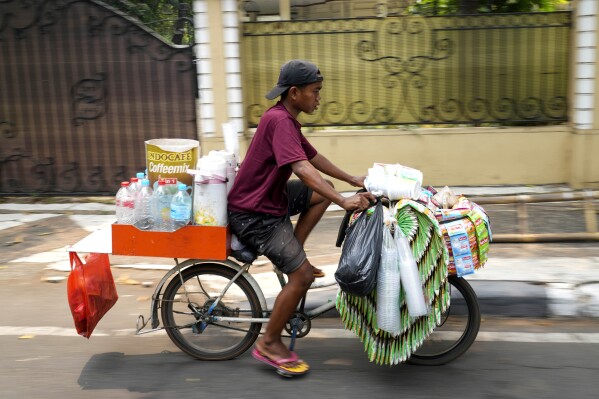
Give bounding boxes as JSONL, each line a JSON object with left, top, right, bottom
{"left": 202, "top": 124, "right": 598, "bottom": 191}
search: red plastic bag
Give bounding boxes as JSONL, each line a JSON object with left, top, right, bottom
{"left": 67, "top": 252, "right": 118, "bottom": 338}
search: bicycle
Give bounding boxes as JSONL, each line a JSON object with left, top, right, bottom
{"left": 135, "top": 220, "right": 481, "bottom": 367}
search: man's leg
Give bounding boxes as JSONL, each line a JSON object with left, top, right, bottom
{"left": 293, "top": 180, "right": 333, "bottom": 246}
{"left": 293, "top": 180, "right": 333, "bottom": 276}
{"left": 255, "top": 260, "right": 314, "bottom": 361}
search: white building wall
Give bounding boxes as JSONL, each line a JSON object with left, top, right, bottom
{"left": 193, "top": 0, "right": 215, "bottom": 136}
{"left": 573, "top": 0, "right": 597, "bottom": 130}
{"left": 221, "top": 0, "right": 245, "bottom": 135}
{"left": 193, "top": 0, "right": 244, "bottom": 138}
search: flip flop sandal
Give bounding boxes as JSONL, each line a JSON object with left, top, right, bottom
{"left": 252, "top": 349, "right": 310, "bottom": 377}
{"left": 313, "top": 270, "right": 325, "bottom": 278}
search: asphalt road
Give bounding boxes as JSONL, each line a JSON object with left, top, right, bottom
{"left": 2, "top": 310, "right": 599, "bottom": 399}
{"left": 1, "top": 257, "right": 599, "bottom": 398}
{"left": 2, "top": 206, "right": 599, "bottom": 398}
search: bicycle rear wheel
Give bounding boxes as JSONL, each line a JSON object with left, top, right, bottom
{"left": 161, "top": 263, "right": 263, "bottom": 360}
{"left": 408, "top": 275, "right": 481, "bottom": 365}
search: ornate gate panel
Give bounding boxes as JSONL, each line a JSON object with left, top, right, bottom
{"left": 242, "top": 12, "right": 570, "bottom": 127}
{"left": 0, "top": 0, "right": 197, "bottom": 195}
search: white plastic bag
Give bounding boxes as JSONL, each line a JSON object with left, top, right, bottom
{"left": 395, "top": 230, "right": 428, "bottom": 317}
{"left": 376, "top": 226, "right": 401, "bottom": 336}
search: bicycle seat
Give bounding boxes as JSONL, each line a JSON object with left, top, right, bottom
{"left": 230, "top": 247, "right": 258, "bottom": 264}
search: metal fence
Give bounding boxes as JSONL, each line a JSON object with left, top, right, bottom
{"left": 242, "top": 12, "right": 571, "bottom": 128}
{"left": 0, "top": 0, "right": 197, "bottom": 195}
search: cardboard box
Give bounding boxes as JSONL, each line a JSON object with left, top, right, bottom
{"left": 112, "top": 224, "right": 230, "bottom": 260}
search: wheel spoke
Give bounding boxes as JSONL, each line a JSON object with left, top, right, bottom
{"left": 161, "top": 264, "right": 262, "bottom": 360}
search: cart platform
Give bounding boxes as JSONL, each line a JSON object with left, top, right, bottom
{"left": 68, "top": 224, "right": 230, "bottom": 260}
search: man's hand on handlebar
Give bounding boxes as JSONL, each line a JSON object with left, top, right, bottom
{"left": 341, "top": 191, "right": 377, "bottom": 212}
{"left": 348, "top": 175, "right": 367, "bottom": 188}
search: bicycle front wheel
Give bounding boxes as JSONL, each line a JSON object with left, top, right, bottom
{"left": 408, "top": 275, "right": 481, "bottom": 366}
{"left": 161, "top": 263, "right": 263, "bottom": 360}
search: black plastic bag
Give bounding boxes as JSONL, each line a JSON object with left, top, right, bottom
{"left": 335, "top": 201, "right": 384, "bottom": 296}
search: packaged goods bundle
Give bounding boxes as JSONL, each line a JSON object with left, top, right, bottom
{"left": 336, "top": 163, "right": 493, "bottom": 365}
{"left": 145, "top": 139, "right": 199, "bottom": 189}
{"left": 209, "top": 150, "right": 237, "bottom": 194}
{"left": 407, "top": 185, "right": 492, "bottom": 276}
{"left": 364, "top": 163, "right": 423, "bottom": 200}
{"left": 114, "top": 138, "right": 236, "bottom": 230}
{"left": 336, "top": 197, "right": 450, "bottom": 365}
{"left": 189, "top": 152, "right": 230, "bottom": 227}
{"left": 432, "top": 190, "right": 492, "bottom": 276}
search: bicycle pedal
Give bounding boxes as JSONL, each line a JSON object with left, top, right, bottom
{"left": 276, "top": 369, "right": 296, "bottom": 378}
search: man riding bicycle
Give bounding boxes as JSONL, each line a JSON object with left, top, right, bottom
{"left": 227, "top": 60, "right": 375, "bottom": 376}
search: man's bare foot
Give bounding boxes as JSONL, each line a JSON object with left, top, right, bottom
{"left": 255, "top": 338, "right": 292, "bottom": 362}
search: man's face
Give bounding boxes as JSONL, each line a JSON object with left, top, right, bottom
{"left": 294, "top": 81, "right": 322, "bottom": 114}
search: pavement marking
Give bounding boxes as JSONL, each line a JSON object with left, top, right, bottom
{"left": 0, "top": 213, "right": 61, "bottom": 231}
{"left": 0, "top": 203, "right": 114, "bottom": 212}
{"left": 69, "top": 215, "right": 115, "bottom": 232}
{"left": 2, "top": 326, "right": 599, "bottom": 343}
{"left": 0, "top": 326, "right": 109, "bottom": 337}
{"left": 10, "top": 248, "right": 69, "bottom": 264}
{"left": 0, "top": 221, "right": 23, "bottom": 231}
{"left": 475, "top": 331, "right": 599, "bottom": 343}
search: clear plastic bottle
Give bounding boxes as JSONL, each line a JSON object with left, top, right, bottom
{"left": 115, "top": 181, "right": 135, "bottom": 224}
{"left": 170, "top": 183, "right": 192, "bottom": 230}
{"left": 134, "top": 179, "right": 155, "bottom": 230}
{"left": 152, "top": 180, "right": 173, "bottom": 232}
{"left": 130, "top": 171, "right": 144, "bottom": 190}
{"left": 128, "top": 177, "right": 140, "bottom": 198}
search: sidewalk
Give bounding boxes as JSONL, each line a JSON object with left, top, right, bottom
{"left": 1, "top": 184, "right": 598, "bottom": 318}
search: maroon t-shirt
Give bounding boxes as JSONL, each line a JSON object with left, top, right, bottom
{"left": 228, "top": 102, "right": 317, "bottom": 216}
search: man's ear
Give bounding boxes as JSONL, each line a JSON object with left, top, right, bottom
{"left": 288, "top": 86, "right": 299, "bottom": 99}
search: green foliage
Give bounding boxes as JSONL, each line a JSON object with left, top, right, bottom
{"left": 103, "top": 0, "right": 194, "bottom": 44}
{"left": 410, "top": 0, "right": 570, "bottom": 15}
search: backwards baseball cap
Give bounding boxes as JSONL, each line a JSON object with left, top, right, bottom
{"left": 265, "top": 60, "right": 324, "bottom": 100}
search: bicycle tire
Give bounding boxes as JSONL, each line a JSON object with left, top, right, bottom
{"left": 407, "top": 275, "right": 481, "bottom": 366}
{"left": 161, "top": 263, "right": 263, "bottom": 360}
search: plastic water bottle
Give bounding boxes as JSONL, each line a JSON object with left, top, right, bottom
{"left": 171, "top": 183, "right": 192, "bottom": 230}
{"left": 134, "top": 179, "right": 155, "bottom": 230}
{"left": 115, "top": 181, "right": 135, "bottom": 224}
{"left": 129, "top": 172, "right": 144, "bottom": 191}
{"left": 152, "top": 180, "right": 173, "bottom": 231}
{"left": 129, "top": 177, "right": 141, "bottom": 198}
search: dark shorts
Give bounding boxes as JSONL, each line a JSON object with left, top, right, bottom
{"left": 228, "top": 180, "right": 312, "bottom": 275}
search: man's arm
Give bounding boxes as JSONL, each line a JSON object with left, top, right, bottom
{"left": 309, "top": 153, "right": 364, "bottom": 188}
{"left": 291, "top": 159, "right": 374, "bottom": 212}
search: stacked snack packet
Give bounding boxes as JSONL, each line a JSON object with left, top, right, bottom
{"left": 429, "top": 187, "right": 492, "bottom": 276}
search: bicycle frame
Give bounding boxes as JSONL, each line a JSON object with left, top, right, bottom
{"left": 212, "top": 268, "right": 339, "bottom": 324}
{"left": 137, "top": 258, "right": 269, "bottom": 334}
{"left": 137, "top": 257, "right": 337, "bottom": 334}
